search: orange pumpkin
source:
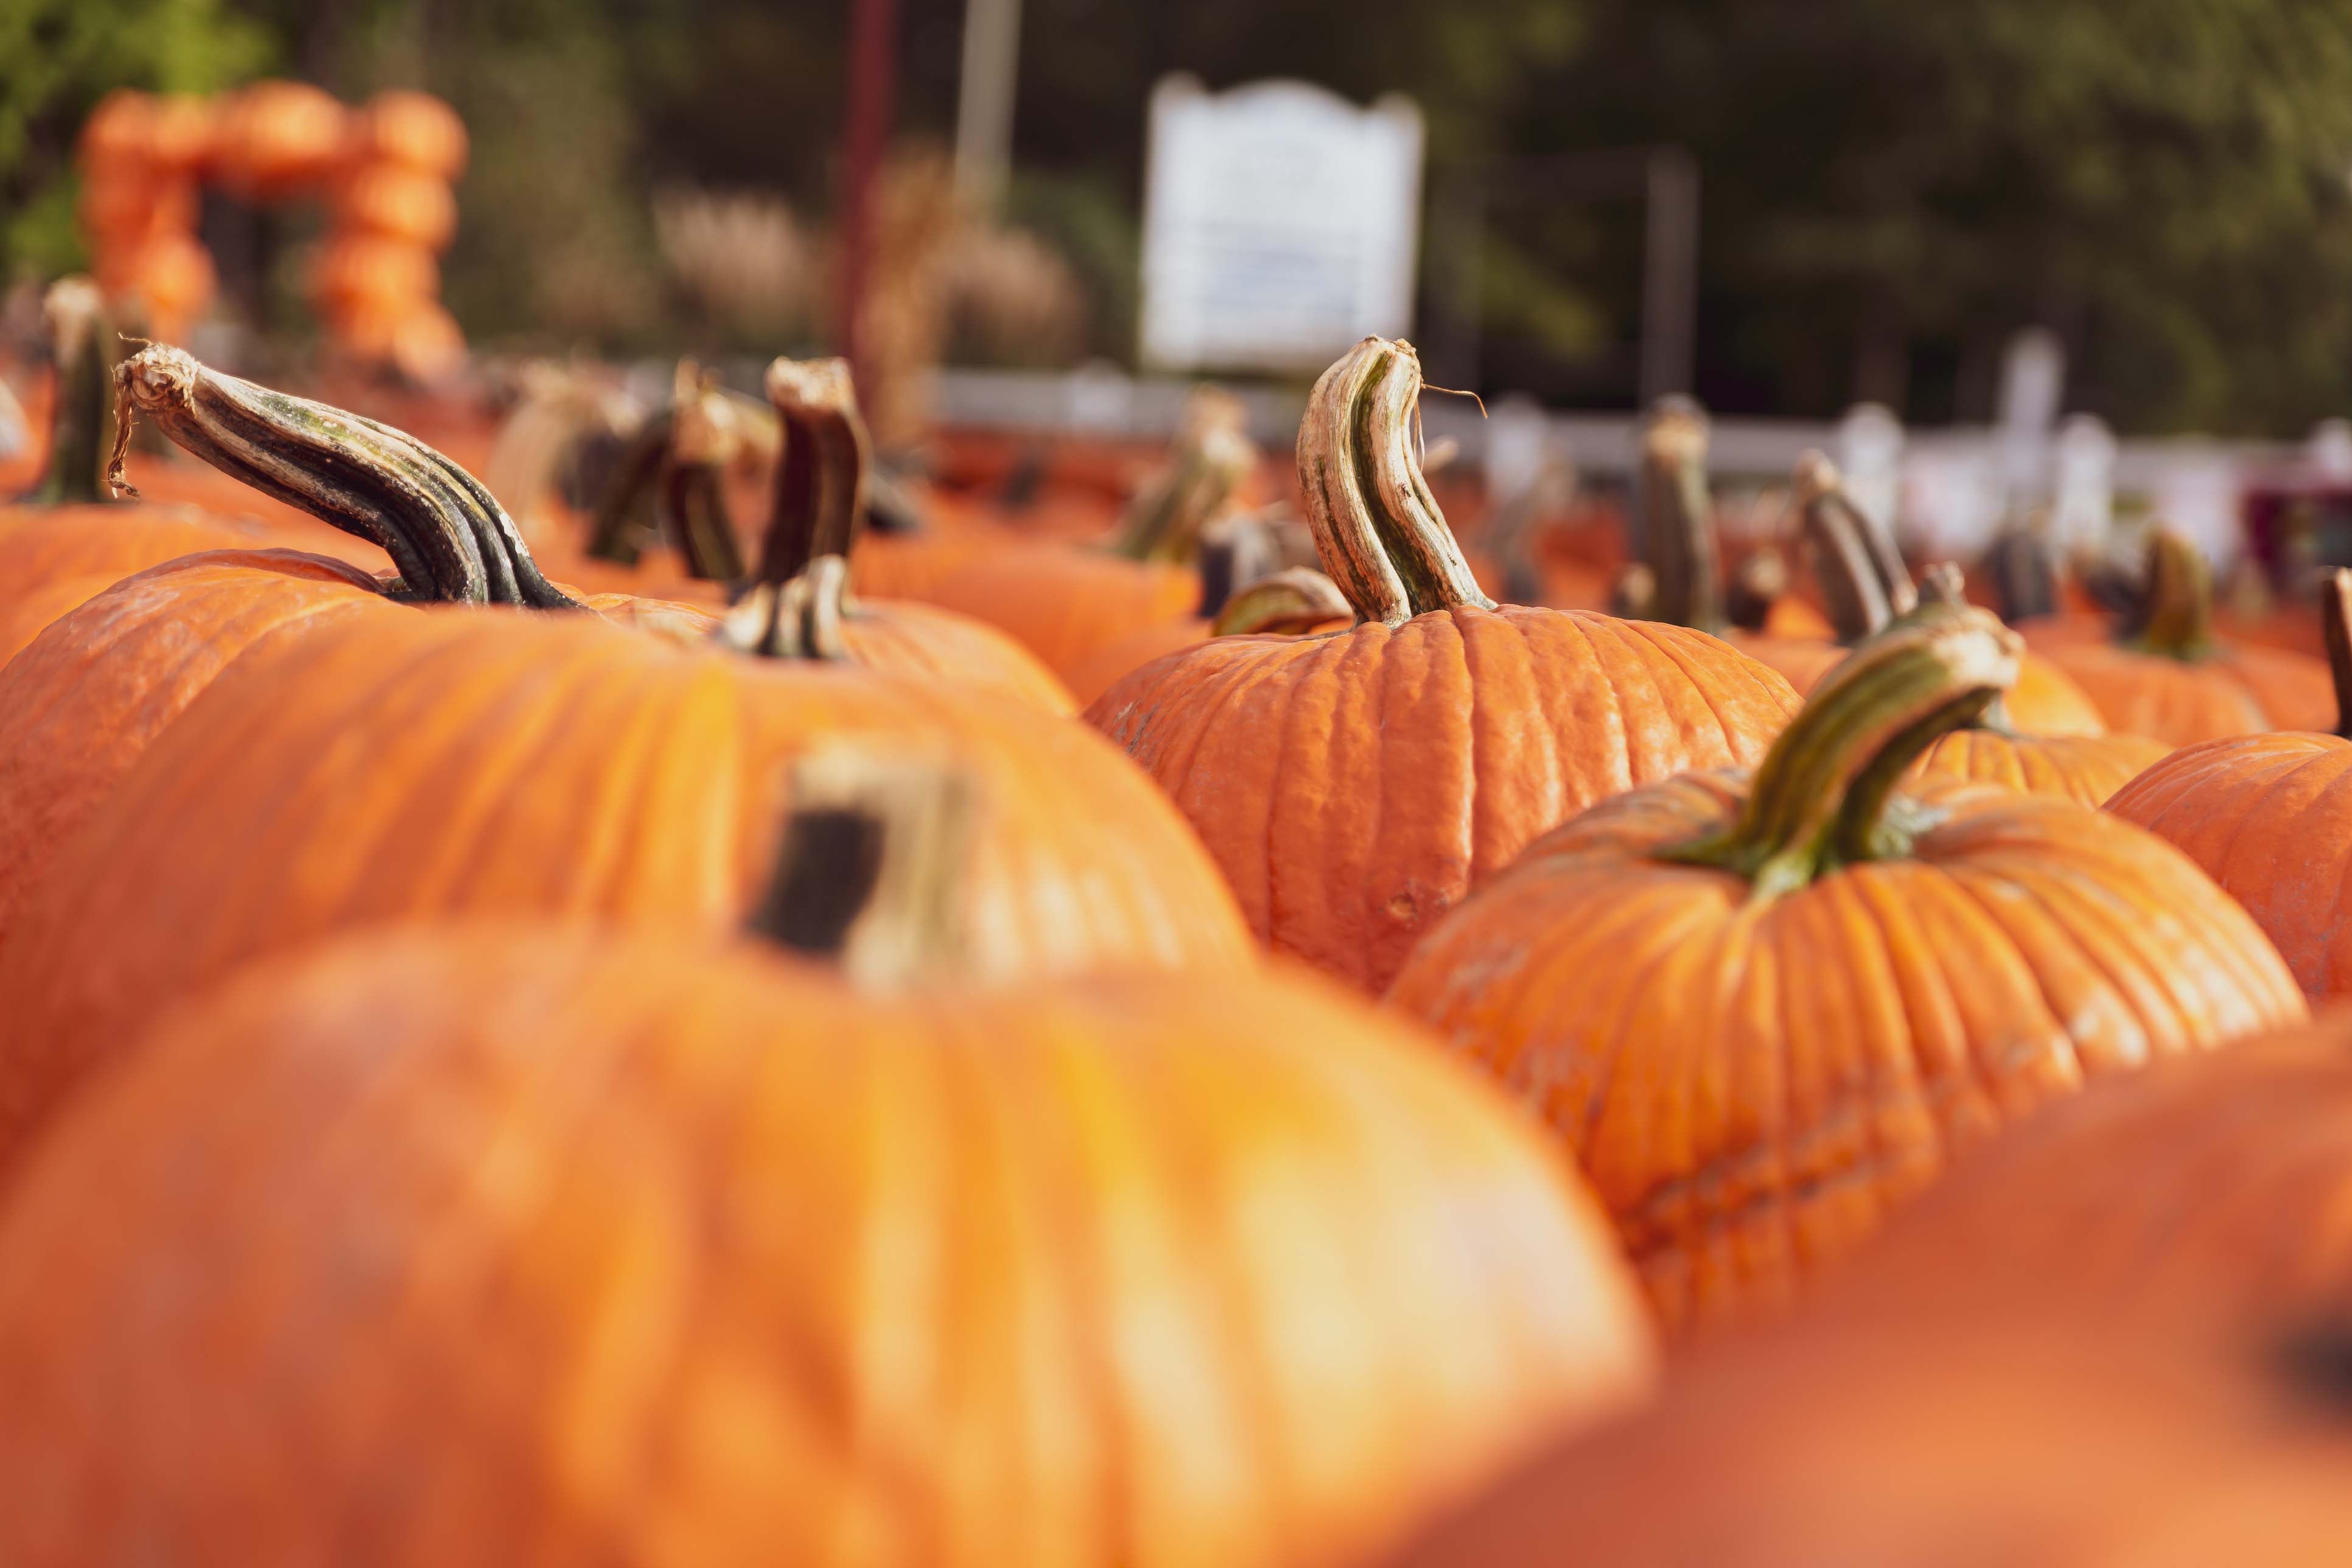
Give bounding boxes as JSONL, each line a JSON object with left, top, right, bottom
{"left": 1384, "top": 1238, "right": 2352, "bottom": 1566}
{"left": 0, "top": 751, "right": 1649, "bottom": 1565}
{"left": 1387, "top": 602, "right": 2305, "bottom": 1334}
{"left": 2025, "top": 531, "right": 2336, "bottom": 744}
{"left": 2104, "top": 569, "right": 2352, "bottom": 996}
{"left": 719, "top": 357, "right": 1074, "bottom": 713}
{"left": 211, "top": 79, "right": 349, "bottom": 198}
{"left": 309, "top": 233, "right": 440, "bottom": 313}
{"left": 332, "top": 159, "right": 458, "bottom": 250}
{"left": 1063, "top": 567, "right": 1352, "bottom": 707}
{"left": 343, "top": 88, "right": 469, "bottom": 178}
{"left": 1088, "top": 340, "right": 1801, "bottom": 993}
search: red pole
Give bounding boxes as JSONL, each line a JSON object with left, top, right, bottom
{"left": 838, "top": 0, "right": 898, "bottom": 380}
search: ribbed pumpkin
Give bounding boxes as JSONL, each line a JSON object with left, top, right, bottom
{"left": 0, "top": 752, "right": 1652, "bottom": 1568}
{"left": 2105, "top": 569, "right": 2352, "bottom": 997}
{"left": 0, "top": 344, "right": 724, "bottom": 959}
{"left": 0, "top": 604, "right": 1256, "bottom": 1168}
{"left": 1063, "top": 567, "right": 1353, "bottom": 707}
{"left": 1387, "top": 602, "right": 2305, "bottom": 1334}
{"left": 715, "top": 356, "right": 1076, "bottom": 715}
{"left": 1384, "top": 1248, "right": 2352, "bottom": 1567}
{"left": 1088, "top": 339, "right": 1801, "bottom": 993}
{"left": 2025, "top": 530, "right": 2335, "bottom": 744}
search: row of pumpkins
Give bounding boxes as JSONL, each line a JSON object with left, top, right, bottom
{"left": 78, "top": 82, "right": 469, "bottom": 377}
{"left": 3, "top": 297, "right": 2352, "bottom": 1561}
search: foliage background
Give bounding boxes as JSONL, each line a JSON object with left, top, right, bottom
{"left": 6, "top": 0, "right": 2352, "bottom": 433}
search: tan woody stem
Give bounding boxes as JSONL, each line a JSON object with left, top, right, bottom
{"left": 1114, "top": 387, "right": 1257, "bottom": 562}
{"left": 108, "top": 344, "right": 581, "bottom": 609}
{"left": 33, "top": 277, "right": 115, "bottom": 505}
{"left": 1295, "top": 337, "right": 1497, "bottom": 627}
{"left": 746, "top": 744, "right": 981, "bottom": 993}
{"left": 2132, "top": 530, "right": 2217, "bottom": 662}
{"left": 1637, "top": 397, "right": 1721, "bottom": 631}
{"left": 1795, "top": 450, "right": 1914, "bottom": 643}
{"left": 1664, "top": 601, "right": 2022, "bottom": 897}
{"left": 755, "top": 356, "right": 870, "bottom": 590}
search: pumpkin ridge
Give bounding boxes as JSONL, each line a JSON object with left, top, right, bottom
{"left": 1849, "top": 869, "right": 1984, "bottom": 1189}
{"left": 1612, "top": 616, "right": 1758, "bottom": 764}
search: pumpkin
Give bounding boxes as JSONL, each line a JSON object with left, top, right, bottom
{"left": 1088, "top": 338, "right": 1801, "bottom": 993}
{"left": 583, "top": 360, "right": 770, "bottom": 580}
{"left": 1823, "top": 1018, "right": 2352, "bottom": 1340}
{"left": 1063, "top": 566, "right": 1353, "bottom": 707}
{"left": 344, "top": 88, "right": 469, "bottom": 178}
{"left": 211, "top": 79, "right": 349, "bottom": 198}
{"left": 2103, "top": 569, "right": 2352, "bottom": 996}
{"left": 895, "top": 389, "right": 1258, "bottom": 679}
{"left": 1900, "top": 565, "right": 2171, "bottom": 806}
{"left": 331, "top": 160, "right": 459, "bottom": 250}
{"left": 1384, "top": 1244, "right": 2352, "bottom": 1566}
{"left": 1387, "top": 601, "right": 2305, "bottom": 1334}
{"left": 717, "top": 356, "right": 1076, "bottom": 713}
{"left": 2025, "top": 530, "right": 2336, "bottom": 744}
{"left": 0, "top": 343, "right": 732, "bottom": 952}
{"left": 0, "top": 747, "right": 1650, "bottom": 1566}
{"left": 0, "top": 605, "right": 1255, "bottom": 1166}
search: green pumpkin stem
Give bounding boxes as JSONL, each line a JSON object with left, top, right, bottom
{"left": 746, "top": 744, "right": 979, "bottom": 992}
{"left": 583, "top": 412, "right": 668, "bottom": 566}
{"left": 2325, "top": 569, "right": 2352, "bottom": 740}
{"left": 1113, "top": 387, "right": 1256, "bottom": 562}
{"left": 2132, "top": 530, "right": 2217, "bottom": 662}
{"left": 1295, "top": 337, "right": 1498, "bottom": 627}
{"left": 33, "top": 278, "right": 116, "bottom": 505}
{"left": 1636, "top": 398, "right": 1721, "bottom": 631}
{"left": 1796, "top": 450, "right": 1914, "bottom": 643}
{"left": 1208, "top": 567, "right": 1350, "bottom": 637}
{"left": 1662, "top": 602, "right": 2022, "bottom": 898}
{"left": 107, "top": 343, "right": 582, "bottom": 609}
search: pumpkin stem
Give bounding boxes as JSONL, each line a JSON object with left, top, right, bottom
{"left": 718, "top": 555, "right": 856, "bottom": 661}
{"left": 746, "top": 745, "right": 978, "bottom": 992}
{"left": 660, "top": 367, "right": 750, "bottom": 581}
{"left": 754, "top": 356, "right": 870, "bottom": 590}
{"left": 107, "top": 343, "right": 583, "bottom": 609}
{"left": 1983, "top": 528, "right": 2060, "bottom": 623}
{"left": 33, "top": 277, "right": 116, "bottom": 505}
{"left": 1113, "top": 387, "right": 1256, "bottom": 562}
{"left": 1295, "top": 337, "right": 1498, "bottom": 627}
{"left": 1662, "top": 601, "right": 2022, "bottom": 897}
{"left": 1209, "top": 567, "right": 1351, "bottom": 637}
{"left": 2132, "top": 530, "right": 2217, "bottom": 662}
{"left": 2325, "top": 569, "right": 2352, "bottom": 739}
{"left": 1636, "top": 397, "right": 1721, "bottom": 631}
{"left": 583, "top": 411, "right": 668, "bottom": 566}
{"left": 1796, "top": 450, "right": 1914, "bottom": 643}
{"left": 1724, "top": 547, "right": 1789, "bottom": 633}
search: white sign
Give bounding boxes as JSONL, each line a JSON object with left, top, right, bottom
{"left": 1140, "top": 76, "right": 1424, "bottom": 373}
{"left": 2051, "top": 414, "right": 2116, "bottom": 552}
{"left": 1995, "top": 327, "right": 2066, "bottom": 506}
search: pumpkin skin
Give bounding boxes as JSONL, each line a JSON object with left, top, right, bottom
{"left": 1092, "top": 612, "right": 1800, "bottom": 992}
{"left": 2107, "top": 733, "right": 2352, "bottom": 997}
{"left": 1087, "top": 341, "right": 1801, "bottom": 993}
{"left": 0, "top": 505, "right": 258, "bottom": 657}
{"left": 0, "top": 550, "right": 395, "bottom": 948}
{"left": 1913, "top": 727, "right": 2171, "bottom": 806}
{"left": 0, "top": 923, "right": 1654, "bottom": 1567}
{"left": 1387, "top": 609, "right": 2305, "bottom": 1335}
{"left": 0, "top": 607, "right": 1257, "bottom": 1167}
{"left": 2021, "top": 623, "right": 2334, "bottom": 743}
{"left": 908, "top": 540, "right": 1202, "bottom": 681}
{"left": 1383, "top": 1252, "right": 2352, "bottom": 1567}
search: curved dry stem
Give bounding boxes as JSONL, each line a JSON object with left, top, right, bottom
{"left": 756, "top": 356, "right": 871, "bottom": 590}
{"left": 1637, "top": 397, "right": 1721, "bottom": 629}
{"left": 108, "top": 343, "right": 580, "bottom": 608}
{"left": 1295, "top": 337, "right": 1497, "bottom": 626}
{"left": 718, "top": 553, "right": 857, "bottom": 662}
{"left": 1115, "top": 386, "right": 1258, "bottom": 562}
{"left": 1795, "top": 450, "right": 1910, "bottom": 643}
{"left": 1663, "top": 601, "right": 2022, "bottom": 897}
{"left": 2133, "top": 529, "right": 2217, "bottom": 662}
{"left": 35, "top": 277, "right": 115, "bottom": 505}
